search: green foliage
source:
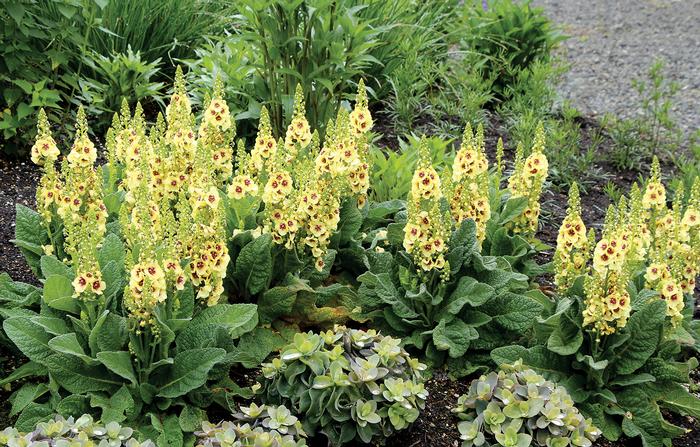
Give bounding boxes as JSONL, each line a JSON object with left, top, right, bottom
{"left": 1, "top": 0, "right": 87, "bottom": 154}
{"left": 358, "top": 219, "right": 541, "bottom": 373}
{"left": 0, "top": 0, "right": 218, "bottom": 155}
{"left": 195, "top": 404, "right": 307, "bottom": 447}
{"left": 459, "top": 0, "right": 565, "bottom": 100}
{"left": 0, "top": 414, "right": 153, "bottom": 445}
{"left": 86, "top": 0, "right": 225, "bottom": 64}
{"left": 78, "top": 50, "right": 165, "bottom": 133}
{"left": 493, "top": 294, "right": 700, "bottom": 447}
{"left": 604, "top": 59, "right": 682, "bottom": 172}
{"left": 452, "top": 361, "right": 601, "bottom": 447}
{"left": 261, "top": 327, "right": 427, "bottom": 445}
{"left": 369, "top": 135, "right": 455, "bottom": 202}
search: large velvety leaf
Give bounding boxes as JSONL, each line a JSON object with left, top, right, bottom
{"left": 43, "top": 274, "right": 79, "bottom": 314}
{"left": 335, "top": 199, "right": 363, "bottom": 244}
{"left": 157, "top": 348, "right": 226, "bottom": 398}
{"left": 486, "top": 292, "right": 543, "bottom": 332}
{"left": 258, "top": 285, "right": 301, "bottom": 323}
{"left": 14, "top": 403, "right": 53, "bottom": 432}
{"left": 617, "top": 387, "right": 670, "bottom": 447}
{"left": 89, "top": 311, "right": 128, "bottom": 353}
{"left": 0, "top": 273, "right": 41, "bottom": 307}
{"left": 443, "top": 276, "right": 495, "bottom": 315}
{"left": 646, "top": 382, "right": 700, "bottom": 419}
{"left": 615, "top": 300, "right": 666, "bottom": 375}
{"left": 14, "top": 204, "right": 48, "bottom": 246}
{"left": 98, "top": 233, "right": 126, "bottom": 270}
{"left": 0, "top": 361, "right": 47, "bottom": 386}
{"left": 234, "top": 234, "right": 272, "bottom": 295}
{"left": 432, "top": 318, "right": 478, "bottom": 358}
{"left": 45, "top": 353, "right": 122, "bottom": 393}
{"left": 229, "top": 327, "right": 285, "bottom": 368}
{"left": 498, "top": 197, "right": 529, "bottom": 225}
{"left": 48, "top": 333, "right": 98, "bottom": 364}
{"left": 176, "top": 304, "right": 258, "bottom": 351}
{"left": 10, "top": 383, "right": 49, "bottom": 417}
{"left": 3, "top": 317, "right": 53, "bottom": 362}
{"left": 97, "top": 351, "right": 137, "bottom": 385}
{"left": 40, "top": 255, "right": 73, "bottom": 280}
{"left": 90, "top": 385, "right": 135, "bottom": 423}
{"left": 547, "top": 315, "right": 583, "bottom": 355}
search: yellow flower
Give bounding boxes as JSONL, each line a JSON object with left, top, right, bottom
{"left": 506, "top": 123, "right": 548, "bottom": 237}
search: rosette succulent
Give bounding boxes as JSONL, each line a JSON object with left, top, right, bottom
{"left": 0, "top": 414, "right": 152, "bottom": 447}
{"left": 195, "top": 404, "right": 306, "bottom": 447}
{"left": 452, "top": 361, "right": 600, "bottom": 447}
{"left": 261, "top": 326, "right": 427, "bottom": 445}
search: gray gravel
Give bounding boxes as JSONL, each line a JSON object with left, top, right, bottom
{"left": 533, "top": 0, "right": 700, "bottom": 136}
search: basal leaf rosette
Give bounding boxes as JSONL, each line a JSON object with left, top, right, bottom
{"left": 452, "top": 362, "right": 601, "bottom": 447}
{"left": 0, "top": 414, "right": 153, "bottom": 447}
{"left": 260, "top": 326, "right": 427, "bottom": 445}
{"left": 195, "top": 404, "right": 306, "bottom": 447}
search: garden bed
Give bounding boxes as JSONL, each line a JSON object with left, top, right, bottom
{"left": 2, "top": 109, "right": 698, "bottom": 446}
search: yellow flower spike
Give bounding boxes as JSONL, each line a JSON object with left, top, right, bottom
{"left": 283, "top": 84, "right": 312, "bottom": 162}
{"left": 404, "top": 136, "right": 450, "bottom": 275}
{"left": 642, "top": 156, "right": 666, "bottom": 210}
{"left": 449, "top": 123, "right": 490, "bottom": 242}
{"left": 350, "top": 79, "right": 373, "bottom": 136}
{"left": 507, "top": 123, "right": 548, "bottom": 237}
{"left": 554, "top": 182, "right": 589, "bottom": 293}
{"left": 66, "top": 107, "right": 97, "bottom": 168}
{"left": 251, "top": 106, "right": 277, "bottom": 174}
{"left": 166, "top": 66, "right": 191, "bottom": 121}
{"left": 31, "top": 109, "right": 60, "bottom": 166}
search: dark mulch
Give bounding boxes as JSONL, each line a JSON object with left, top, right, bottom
{"left": 0, "top": 157, "right": 41, "bottom": 285}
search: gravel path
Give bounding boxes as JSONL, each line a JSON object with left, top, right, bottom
{"left": 533, "top": 0, "right": 700, "bottom": 136}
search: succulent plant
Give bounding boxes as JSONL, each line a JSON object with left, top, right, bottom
{"left": 0, "top": 414, "right": 153, "bottom": 447}
{"left": 195, "top": 404, "right": 306, "bottom": 447}
{"left": 261, "top": 326, "right": 427, "bottom": 445}
{"left": 452, "top": 361, "right": 601, "bottom": 447}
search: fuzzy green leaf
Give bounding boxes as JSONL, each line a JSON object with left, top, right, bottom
{"left": 444, "top": 276, "right": 495, "bottom": 315}
{"left": 3, "top": 317, "right": 53, "bottom": 362}
{"left": 487, "top": 292, "right": 543, "bottom": 332}
{"left": 176, "top": 304, "right": 258, "bottom": 351}
{"left": 491, "top": 345, "right": 570, "bottom": 381}
{"left": 433, "top": 318, "right": 478, "bottom": 358}
{"left": 234, "top": 233, "right": 272, "bottom": 295}
{"left": 97, "top": 351, "right": 137, "bottom": 385}
{"left": 615, "top": 300, "right": 666, "bottom": 375}
{"left": 547, "top": 315, "right": 583, "bottom": 355}
{"left": 43, "top": 274, "right": 79, "bottom": 313}
{"left": 157, "top": 348, "right": 226, "bottom": 398}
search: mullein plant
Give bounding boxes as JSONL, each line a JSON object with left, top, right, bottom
{"left": 495, "top": 162, "right": 700, "bottom": 447}
{"left": 358, "top": 136, "right": 542, "bottom": 371}
{"left": 224, "top": 82, "right": 373, "bottom": 326}
{"left": 3, "top": 70, "right": 260, "bottom": 438}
